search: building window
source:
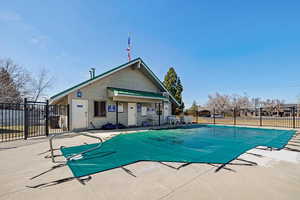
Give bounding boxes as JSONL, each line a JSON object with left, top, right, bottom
{"left": 94, "top": 101, "right": 106, "bottom": 117}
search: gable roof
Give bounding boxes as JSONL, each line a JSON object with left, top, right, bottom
{"left": 50, "top": 58, "right": 180, "bottom": 106}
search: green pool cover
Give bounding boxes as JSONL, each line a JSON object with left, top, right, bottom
{"left": 61, "top": 125, "right": 296, "bottom": 177}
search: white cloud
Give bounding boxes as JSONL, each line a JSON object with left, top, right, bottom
{"left": 0, "top": 11, "right": 49, "bottom": 49}
{"left": 30, "top": 35, "right": 48, "bottom": 47}
{"left": 0, "top": 11, "right": 22, "bottom": 21}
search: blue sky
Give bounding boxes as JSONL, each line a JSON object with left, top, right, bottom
{"left": 1, "top": 0, "right": 300, "bottom": 107}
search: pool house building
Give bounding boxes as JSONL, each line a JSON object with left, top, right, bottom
{"left": 50, "top": 58, "right": 179, "bottom": 130}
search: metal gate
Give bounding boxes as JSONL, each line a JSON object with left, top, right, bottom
{"left": 0, "top": 98, "right": 69, "bottom": 142}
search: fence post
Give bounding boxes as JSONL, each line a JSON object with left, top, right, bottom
{"left": 24, "top": 98, "right": 28, "bottom": 140}
{"left": 292, "top": 106, "right": 296, "bottom": 129}
{"left": 116, "top": 101, "right": 119, "bottom": 128}
{"left": 213, "top": 108, "right": 216, "bottom": 124}
{"left": 234, "top": 107, "right": 236, "bottom": 125}
{"left": 45, "top": 100, "right": 49, "bottom": 136}
{"left": 158, "top": 103, "right": 161, "bottom": 126}
{"left": 259, "top": 107, "right": 262, "bottom": 126}
{"left": 67, "top": 104, "right": 70, "bottom": 131}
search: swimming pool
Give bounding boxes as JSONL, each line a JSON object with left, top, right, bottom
{"left": 61, "top": 125, "right": 296, "bottom": 177}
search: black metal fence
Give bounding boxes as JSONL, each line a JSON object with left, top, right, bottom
{"left": 195, "top": 106, "right": 300, "bottom": 129}
{"left": 0, "top": 99, "right": 69, "bottom": 142}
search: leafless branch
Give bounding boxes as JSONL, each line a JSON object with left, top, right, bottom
{"left": 0, "top": 58, "right": 31, "bottom": 103}
{"left": 30, "top": 68, "right": 53, "bottom": 101}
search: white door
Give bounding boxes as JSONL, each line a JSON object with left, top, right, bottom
{"left": 72, "top": 99, "right": 88, "bottom": 129}
{"left": 128, "top": 103, "right": 137, "bottom": 126}
{"left": 164, "top": 103, "right": 169, "bottom": 120}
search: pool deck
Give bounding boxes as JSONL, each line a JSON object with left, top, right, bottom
{"left": 1, "top": 125, "right": 300, "bottom": 200}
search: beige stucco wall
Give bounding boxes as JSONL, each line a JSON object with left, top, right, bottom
{"left": 59, "top": 66, "right": 171, "bottom": 130}
{"left": 55, "top": 96, "right": 68, "bottom": 105}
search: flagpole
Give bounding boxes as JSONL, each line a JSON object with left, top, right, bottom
{"left": 126, "top": 33, "right": 131, "bottom": 61}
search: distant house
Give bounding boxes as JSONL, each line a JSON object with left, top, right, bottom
{"left": 271, "top": 104, "right": 298, "bottom": 117}
{"left": 50, "top": 58, "right": 179, "bottom": 130}
{"left": 239, "top": 104, "right": 299, "bottom": 117}
{"left": 196, "top": 104, "right": 300, "bottom": 118}
{"left": 198, "top": 108, "right": 211, "bottom": 117}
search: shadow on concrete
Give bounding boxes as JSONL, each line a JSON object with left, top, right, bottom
{"left": 246, "top": 152, "right": 264, "bottom": 157}
{"left": 158, "top": 162, "right": 192, "bottom": 170}
{"left": 121, "top": 167, "right": 137, "bottom": 177}
{"left": 30, "top": 164, "right": 66, "bottom": 180}
{"left": 27, "top": 176, "right": 92, "bottom": 189}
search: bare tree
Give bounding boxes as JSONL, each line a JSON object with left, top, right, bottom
{"left": 207, "top": 92, "right": 231, "bottom": 114}
{"left": 260, "top": 99, "right": 284, "bottom": 108}
{"left": 0, "top": 58, "right": 31, "bottom": 103}
{"left": 259, "top": 98, "right": 285, "bottom": 116}
{"left": 206, "top": 92, "right": 286, "bottom": 117}
{"left": 30, "top": 68, "right": 53, "bottom": 101}
{"left": 231, "top": 93, "right": 251, "bottom": 109}
{"left": 251, "top": 97, "right": 261, "bottom": 108}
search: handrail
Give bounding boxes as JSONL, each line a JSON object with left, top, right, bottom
{"left": 49, "top": 132, "right": 103, "bottom": 163}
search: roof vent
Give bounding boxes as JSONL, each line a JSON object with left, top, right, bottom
{"left": 89, "top": 68, "right": 95, "bottom": 79}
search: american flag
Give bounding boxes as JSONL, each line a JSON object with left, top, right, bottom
{"left": 126, "top": 35, "right": 131, "bottom": 61}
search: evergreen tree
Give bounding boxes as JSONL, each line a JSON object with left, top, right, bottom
{"left": 163, "top": 67, "right": 177, "bottom": 96}
{"left": 175, "top": 78, "right": 182, "bottom": 102}
{"left": 185, "top": 100, "right": 198, "bottom": 116}
{"left": 175, "top": 77, "right": 184, "bottom": 111}
{"left": 163, "top": 67, "right": 184, "bottom": 114}
{"left": 190, "top": 100, "right": 197, "bottom": 111}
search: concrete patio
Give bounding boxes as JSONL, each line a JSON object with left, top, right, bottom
{"left": 1, "top": 127, "right": 300, "bottom": 200}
